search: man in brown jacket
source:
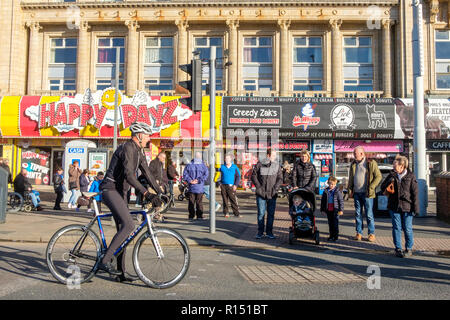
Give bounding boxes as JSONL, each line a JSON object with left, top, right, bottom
{"left": 347, "top": 146, "right": 382, "bottom": 242}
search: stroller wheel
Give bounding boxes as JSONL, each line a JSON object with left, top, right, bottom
{"left": 24, "top": 204, "right": 33, "bottom": 213}
{"left": 178, "top": 195, "right": 184, "bottom": 201}
{"left": 288, "top": 231, "right": 295, "bottom": 245}
{"left": 314, "top": 231, "right": 320, "bottom": 245}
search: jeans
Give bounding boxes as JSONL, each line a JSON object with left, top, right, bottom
{"left": 29, "top": 192, "right": 40, "bottom": 208}
{"left": 168, "top": 180, "right": 174, "bottom": 196}
{"left": 256, "top": 195, "right": 277, "bottom": 236}
{"left": 390, "top": 210, "right": 414, "bottom": 250}
{"left": 203, "top": 185, "right": 219, "bottom": 208}
{"left": 326, "top": 211, "right": 339, "bottom": 239}
{"left": 354, "top": 192, "right": 375, "bottom": 235}
{"left": 69, "top": 189, "right": 79, "bottom": 206}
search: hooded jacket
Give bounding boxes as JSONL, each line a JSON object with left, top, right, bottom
{"left": 292, "top": 160, "right": 317, "bottom": 192}
{"left": 380, "top": 169, "right": 419, "bottom": 214}
{"left": 251, "top": 159, "right": 283, "bottom": 200}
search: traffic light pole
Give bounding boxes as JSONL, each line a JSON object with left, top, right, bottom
{"left": 209, "top": 47, "right": 216, "bottom": 234}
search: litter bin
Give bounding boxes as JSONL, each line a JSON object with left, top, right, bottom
{"left": 0, "top": 167, "right": 8, "bottom": 224}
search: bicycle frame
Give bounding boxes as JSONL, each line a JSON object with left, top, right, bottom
{"left": 72, "top": 198, "right": 164, "bottom": 264}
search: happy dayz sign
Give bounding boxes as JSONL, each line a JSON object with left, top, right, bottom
{"left": 25, "top": 88, "right": 193, "bottom": 133}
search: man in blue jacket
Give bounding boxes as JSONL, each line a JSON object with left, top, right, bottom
{"left": 183, "top": 152, "right": 209, "bottom": 221}
{"left": 219, "top": 154, "right": 241, "bottom": 218}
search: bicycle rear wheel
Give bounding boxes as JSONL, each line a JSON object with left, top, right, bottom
{"left": 46, "top": 225, "right": 101, "bottom": 285}
{"left": 133, "top": 228, "right": 190, "bottom": 289}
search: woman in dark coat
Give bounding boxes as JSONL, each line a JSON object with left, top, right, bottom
{"left": 380, "top": 155, "right": 419, "bottom": 258}
{"left": 292, "top": 149, "right": 317, "bottom": 192}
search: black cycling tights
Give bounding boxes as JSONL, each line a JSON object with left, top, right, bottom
{"left": 101, "top": 189, "right": 135, "bottom": 272}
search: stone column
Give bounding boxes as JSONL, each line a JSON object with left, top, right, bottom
{"left": 226, "top": 19, "right": 239, "bottom": 96}
{"left": 175, "top": 20, "right": 189, "bottom": 82}
{"left": 278, "top": 19, "right": 291, "bottom": 96}
{"left": 26, "top": 21, "right": 42, "bottom": 95}
{"left": 76, "top": 21, "right": 90, "bottom": 93}
{"left": 329, "top": 19, "right": 343, "bottom": 97}
{"left": 125, "top": 20, "right": 140, "bottom": 95}
{"left": 382, "top": 19, "right": 393, "bottom": 98}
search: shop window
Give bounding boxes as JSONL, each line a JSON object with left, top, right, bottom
{"left": 144, "top": 37, "right": 174, "bottom": 91}
{"left": 435, "top": 30, "right": 450, "bottom": 89}
{"left": 343, "top": 36, "right": 374, "bottom": 91}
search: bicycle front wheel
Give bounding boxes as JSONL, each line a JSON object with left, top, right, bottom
{"left": 133, "top": 228, "right": 190, "bottom": 289}
{"left": 46, "top": 225, "right": 101, "bottom": 285}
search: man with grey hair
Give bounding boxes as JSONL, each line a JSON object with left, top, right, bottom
{"left": 347, "top": 146, "right": 382, "bottom": 242}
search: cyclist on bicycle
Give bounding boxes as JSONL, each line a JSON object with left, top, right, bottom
{"left": 98, "top": 122, "right": 163, "bottom": 281}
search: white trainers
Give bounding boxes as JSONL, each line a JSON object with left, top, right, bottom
{"left": 87, "top": 209, "right": 93, "bottom": 213}
{"left": 215, "top": 203, "right": 221, "bottom": 211}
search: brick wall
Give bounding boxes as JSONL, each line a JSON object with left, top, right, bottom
{"left": 435, "top": 172, "right": 450, "bottom": 224}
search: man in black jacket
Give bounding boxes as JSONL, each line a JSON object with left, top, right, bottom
{"left": 251, "top": 149, "right": 283, "bottom": 239}
{"left": 13, "top": 168, "right": 43, "bottom": 211}
{"left": 149, "top": 152, "right": 168, "bottom": 193}
{"left": 99, "top": 122, "right": 162, "bottom": 280}
{"left": 292, "top": 149, "right": 317, "bottom": 192}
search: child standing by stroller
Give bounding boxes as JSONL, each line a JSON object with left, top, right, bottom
{"left": 320, "top": 176, "right": 344, "bottom": 242}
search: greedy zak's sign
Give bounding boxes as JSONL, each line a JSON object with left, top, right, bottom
{"left": 25, "top": 88, "right": 193, "bottom": 133}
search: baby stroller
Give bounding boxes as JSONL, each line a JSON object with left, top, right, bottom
{"left": 177, "top": 179, "right": 189, "bottom": 201}
{"left": 288, "top": 188, "right": 320, "bottom": 245}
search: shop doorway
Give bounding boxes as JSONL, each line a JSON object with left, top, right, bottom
{"left": 51, "top": 149, "right": 64, "bottom": 184}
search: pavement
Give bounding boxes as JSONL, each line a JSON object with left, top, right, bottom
{"left": 1, "top": 186, "right": 449, "bottom": 254}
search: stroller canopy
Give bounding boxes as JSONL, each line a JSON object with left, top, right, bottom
{"left": 289, "top": 188, "right": 316, "bottom": 213}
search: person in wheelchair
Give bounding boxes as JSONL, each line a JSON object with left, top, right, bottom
{"left": 13, "top": 168, "right": 43, "bottom": 211}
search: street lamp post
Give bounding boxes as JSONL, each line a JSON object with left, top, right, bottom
{"left": 412, "top": 0, "right": 428, "bottom": 216}
{"left": 209, "top": 46, "right": 216, "bottom": 234}
{"left": 113, "top": 46, "right": 120, "bottom": 152}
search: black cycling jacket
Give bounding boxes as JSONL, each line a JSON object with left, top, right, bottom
{"left": 100, "top": 139, "right": 160, "bottom": 197}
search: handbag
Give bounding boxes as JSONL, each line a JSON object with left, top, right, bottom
{"left": 69, "top": 181, "right": 77, "bottom": 190}
{"left": 77, "top": 196, "right": 90, "bottom": 207}
{"left": 383, "top": 181, "right": 395, "bottom": 196}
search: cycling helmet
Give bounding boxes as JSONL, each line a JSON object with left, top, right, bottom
{"left": 129, "top": 122, "right": 153, "bottom": 135}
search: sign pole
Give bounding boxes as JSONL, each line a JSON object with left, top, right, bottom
{"left": 113, "top": 46, "right": 120, "bottom": 152}
{"left": 412, "top": 0, "right": 427, "bottom": 216}
{"left": 209, "top": 46, "right": 216, "bottom": 234}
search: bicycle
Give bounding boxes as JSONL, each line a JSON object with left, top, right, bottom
{"left": 46, "top": 192, "right": 190, "bottom": 289}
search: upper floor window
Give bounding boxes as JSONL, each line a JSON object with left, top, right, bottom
{"left": 243, "top": 36, "right": 273, "bottom": 91}
{"left": 96, "top": 37, "right": 125, "bottom": 90}
{"left": 194, "top": 37, "right": 223, "bottom": 91}
{"left": 144, "top": 37, "right": 174, "bottom": 91}
{"left": 292, "top": 36, "right": 323, "bottom": 91}
{"left": 48, "top": 38, "right": 77, "bottom": 91}
{"left": 435, "top": 30, "right": 450, "bottom": 89}
{"left": 343, "top": 36, "right": 373, "bottom": 91}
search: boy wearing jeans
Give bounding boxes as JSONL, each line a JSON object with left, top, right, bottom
{"left": 320, "top": 176, "right": 344, "bottom": 242}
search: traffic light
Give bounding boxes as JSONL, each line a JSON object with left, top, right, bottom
{"left": 178, "top": 57, "right": 202, "bottom": 112}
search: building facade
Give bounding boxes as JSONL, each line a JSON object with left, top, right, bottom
{"left": 0, "top": 0, "right": 449, "bottom": 189}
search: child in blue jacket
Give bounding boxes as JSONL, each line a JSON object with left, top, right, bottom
{"left": 320, "top": 176, "right": 344, "bottom": 242}
{"left": 88, "top": 171, "right": 104, "bottom": 213}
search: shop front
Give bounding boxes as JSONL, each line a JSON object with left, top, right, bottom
{"left": 0, "top": 89, "right": 221, "bottom": 186}
{"left": 222, "top": 96, "right": 399, "bottom": 190}
{"left": 426, "top": 140, "right": 450, "bottom": 188}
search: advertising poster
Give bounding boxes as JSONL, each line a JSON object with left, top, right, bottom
{"left": 21, "top": 148, "right": 50, "bottom": 185}
{"left": 88, "top": 152, "right": 107, "bottom": 177}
